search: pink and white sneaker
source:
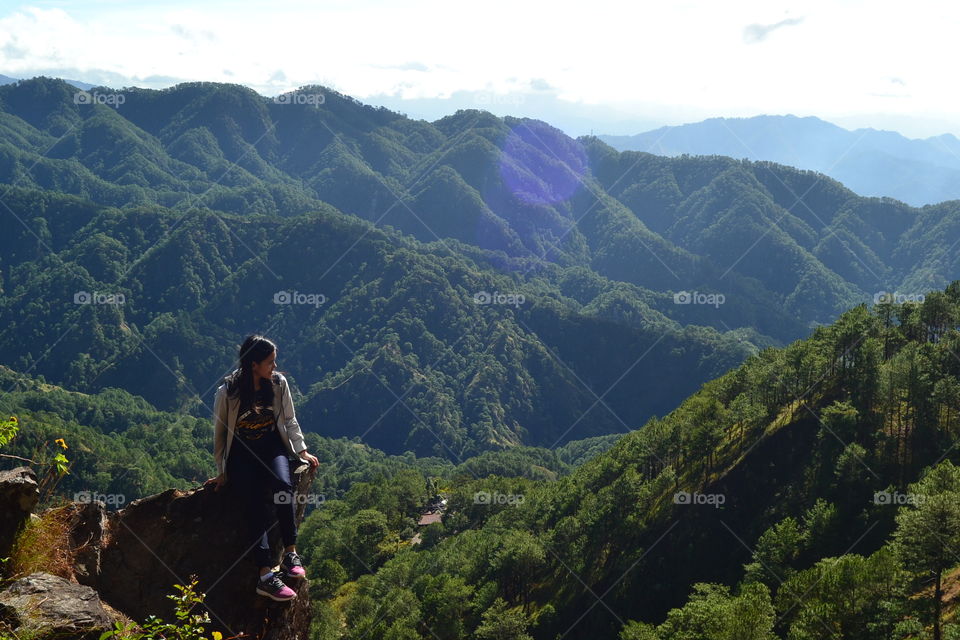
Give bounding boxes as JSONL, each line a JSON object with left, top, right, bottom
{"left": 280, "top": 551, "right": 306, "bottom": 579}
{"left": 255, "top": 572, "right": 296, "bottom": 601}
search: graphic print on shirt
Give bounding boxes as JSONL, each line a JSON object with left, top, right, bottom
{"left": 236, "top": 387, "right": 276, "bottom": 441}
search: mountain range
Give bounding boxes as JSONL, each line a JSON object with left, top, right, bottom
{"left": 599, "top": 114, "right": 960, "bottom": 206}
{"left": 3, "top": 77, "right": 960, "bottom": 457}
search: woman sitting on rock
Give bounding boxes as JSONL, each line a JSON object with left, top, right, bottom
{"left": 205, "top": 334, "right": 320, "bottom": 601}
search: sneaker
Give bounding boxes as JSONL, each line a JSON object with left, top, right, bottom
{"left": 280, "top": 551, "right": 306, "bottom": 579}
{"left": 255, "top": 572, "right": 296, "bottom": 601}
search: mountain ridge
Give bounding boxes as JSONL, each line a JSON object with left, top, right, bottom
{"left": 599, "top": 114, "right": 960, "bottom": 206}
{"left": 4, "top": 77, "right": 960, "bottom": 456}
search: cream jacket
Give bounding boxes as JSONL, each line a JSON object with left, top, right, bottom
{"left": 212, "top": 371, "right": 309, "bottom": 476}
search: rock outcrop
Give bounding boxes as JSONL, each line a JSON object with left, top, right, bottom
{"left": 0, "top": 460, "right": 316, "bottom": 640}
{"left": 0, "top": 572, "right": 112, "bottom": 640}
{"left": 0, "top": 466, "right": 39, "bottom": 560}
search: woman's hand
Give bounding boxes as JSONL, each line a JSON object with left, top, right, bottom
{"left": 298, "top": 451, "right": 320, "bottom": 469}
{"left": 204, "top": 473, "right": 228, "bottom": 491}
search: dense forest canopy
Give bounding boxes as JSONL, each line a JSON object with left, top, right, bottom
{"left": 4, "top": 78, "right": 960, "bottom": 456}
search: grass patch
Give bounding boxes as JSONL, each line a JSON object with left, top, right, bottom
{"left": 5, "top": 506, "right": 75, "bottom": 583}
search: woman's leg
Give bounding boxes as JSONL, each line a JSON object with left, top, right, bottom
{"left": 226, "top": 444, "right": 275, "bottom": 571}
{"left": 264, "top": 446, "right": 298, "bottom": 550}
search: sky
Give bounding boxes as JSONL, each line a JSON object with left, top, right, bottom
{"left": 0, "top": 0, "right": 957, "bottom": 138}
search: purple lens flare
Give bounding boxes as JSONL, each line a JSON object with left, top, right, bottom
{"left": 497, "top": 120, "right": 589, "bottom": 206}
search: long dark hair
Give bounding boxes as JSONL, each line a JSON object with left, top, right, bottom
{"left": 225, "top": 334, "right": 283, "bottom": 410}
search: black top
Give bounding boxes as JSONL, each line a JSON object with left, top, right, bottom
{"left": 235, "top": 384, "right": 276, "bottom": 442}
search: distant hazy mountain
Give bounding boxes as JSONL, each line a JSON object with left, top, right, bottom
{"left": 599, "top": 115, "right": 960, "bottom": 206}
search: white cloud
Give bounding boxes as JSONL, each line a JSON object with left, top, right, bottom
{"left": 743, "top": 17, "right": 805, "bottom": 44}
{"left": 0, "top": 0, "right": 958, "bottom": 136}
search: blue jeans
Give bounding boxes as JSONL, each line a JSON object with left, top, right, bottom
{"left": 226, "top": 430, "right": 298, "bottom": 569}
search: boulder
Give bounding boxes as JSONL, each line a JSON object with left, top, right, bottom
{"left": 0, "top": 571, "right": 112, "bottom": 640}
{"left": 65, "top": 499, "right": 108, "bottom": 588}
{"left": 70, "top": 461, "right": 317, "bottom": 640}
{"left": 0, "top": 459, "right": 317, "bottom": 640}
{"left": 0, "top": 466, "right": 39, "bottom": 563}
